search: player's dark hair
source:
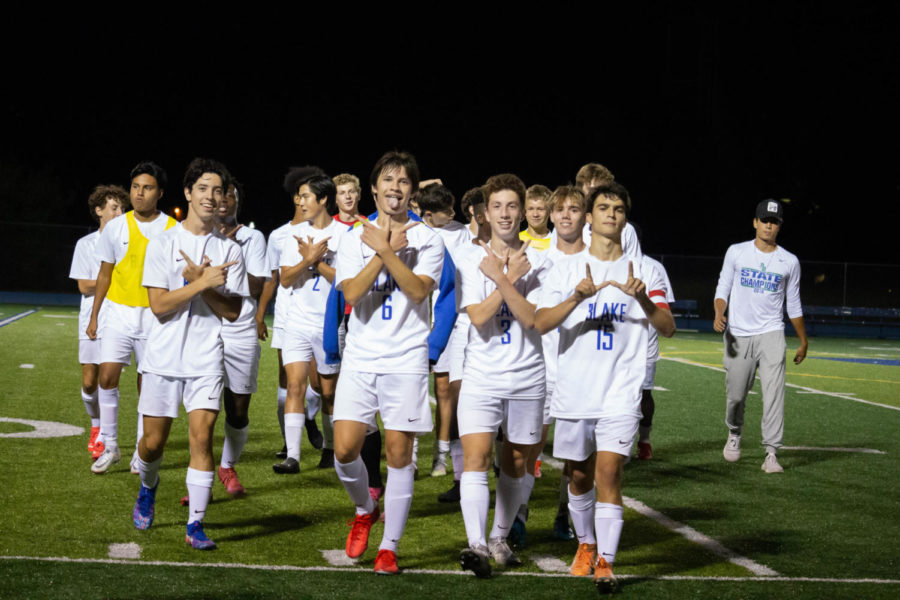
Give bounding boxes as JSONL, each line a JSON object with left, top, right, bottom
{"left": 370, "top": 151, "right": 420, "bottom": 193}
{"left": 283, "top": 165, "right": 327, "bottom": 197}
{"left": 229, "top": 178, "right": 245, "bottom": 219}
{"left": 130, "top": 161, "right": 168, "bottom": 191}
{"left": 587, "top": 182, "right": 631, "bottom": 215}
{"left": 482, "top": 173, "right": 527, "bottom": 208}
{"left": 88, "top": 184, "right": 130, "bottom": 223}
{"left": 182, "top": 157, "right": 232, "bottom": 192}
{"left": 306, "top": 174, "right": 338, "bottom": 216}
{"left": 460, "top": 187, "right": 485, "bottom": 218}
{"left": 417, "top": 182, "right": 455, "bottom": 214}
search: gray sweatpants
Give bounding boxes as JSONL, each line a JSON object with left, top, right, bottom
{"left": 723, "top": 329, "right": 786, "bottom": 453}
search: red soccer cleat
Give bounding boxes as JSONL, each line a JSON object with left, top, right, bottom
{"left": 637, "top": 441, "right": 653, "bottom": 460}
{"left": 374, "top": 549, "right": 399, "bottom": 575}
{"left": 346, "top": 506, "right": 380, "bottom": 558}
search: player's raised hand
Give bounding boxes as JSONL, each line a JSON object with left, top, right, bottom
{"left": 572, "top": 263, "right": 611, "bottom": 303}
{"left": 200, "top": 260, "right": 238, "bottom": 289}
{"left": 477, "top": 240, "right": 506, "bottom": 282}
{"left": 180, "top": 250, "right": 211, "bottom": 283}
{"left": 607, "top": 261, "right": 647, "bottom": 299}
{"left": 223, "top": 223, "right": 242, "bottom": 241}
{"left": 506, "top": 240, "right": 532, "bottom": 283}
{"left": 389, "top": 220, "right": 419, "bottom": 252}
{"left": 356, "top": 216, "right": 392, "bottom": 255}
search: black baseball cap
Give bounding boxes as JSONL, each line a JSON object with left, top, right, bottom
{"left": 755, "top": 199, "right": 783, "bottom": 223}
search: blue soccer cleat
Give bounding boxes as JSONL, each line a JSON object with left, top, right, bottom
{"left": 132, "top": 479, "right": 159, "bottom": 530}
{"left": 185, "top": 521, "right": 217, "bottom": 550}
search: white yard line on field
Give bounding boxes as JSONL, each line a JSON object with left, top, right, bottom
{"left": 781, "top": 446, "right": 885, "bottom": 455}
{"left": 0, "top": 309, "right": 37, "bottom": 328}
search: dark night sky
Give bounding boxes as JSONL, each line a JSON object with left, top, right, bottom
{"left": 3, "top": 6, "right": 898, "bottom": 268}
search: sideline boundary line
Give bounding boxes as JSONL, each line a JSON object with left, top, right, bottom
{"left": 1, "top": 555, "right": 898, "bottom": 584}
{"left": 661, "top": 355, "right": 900, "bottom": 412}
{"left": 0, "top": 309, "right": 38, "bottom": 328}
{"left": 541, "top": 456, "right": 776, "bottom": 576}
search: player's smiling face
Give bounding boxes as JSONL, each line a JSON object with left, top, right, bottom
{"left": 550, "top": 197, "right": 585, "bottom": 238}
{"left": 525, "top": 197, "right": 548, "bottom": 230}
{"left": 184, "top": 173, "right": 224, "bottom": 221}
{"left": 217, "top": 184, "right": 238, "bottom": 222}
{"left": 486, "top": 189, "right": 523, "bottom": 241}
{"left": 586, "top": 194, "right": 626, "bottom": 237}
{"left": 754, "top": 217, "right": 781, "bottom": 245}
{"left": 336, "top": 183, "right": 359, "bottom": 214}
{"left": 130, "top": 174, "right": 163, "bottom": 214}
{"left": 296, "top": 183, "right": 325, "bottom": 221}
{"left": 371, "top": 166, "right": 412, "bottom": 216}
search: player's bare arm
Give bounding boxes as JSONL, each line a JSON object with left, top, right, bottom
{"left": 789, "top": 316, "right": 808, "bottom": 364}
{"left": 280, "top": 235, "right": 330, "bottom": 288}
{"left": 535, "top": 264, "right": 609, "bottom": 334}
{"left": 254, "top": 270, "right": 278, "bottom": 340}
{"left": 713, "top": 298, "right": 728, "bottom": 333}
{"left": 608, "top": 261, "right": 676, "bottom": 338}
{"left": 86, "top": 261, "right": 114, "bottom": 339}
{"left": 248, "top": 274, "right": 265, "bottom": 300}
{"left": 475, "top": 240, "right": 538, "bottom": 329}
{"left": 150, "top": 252, "right": 240, "bottom": 321}
{"left": 77, "top": 279, "right": 97, "bottom": 296}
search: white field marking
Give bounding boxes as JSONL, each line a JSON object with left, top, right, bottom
{"left": 748, "top": 390, "right": 758, "bottom": 395}
{"left": 429, "top": 394, "right": 437, "bottom": 406}
{"left": 861, "top": 346, "right": 900, "bottom": 352}
{"left": 55, "top": 323, "right": 64, "bottom": 327}
{"left": 19, "top": 364, "right": 34, "bottom": 369}
{"left": 42, "top": 314, "right": 78, "bottom": 319}
{"left": 2, "top": 555, "right": 899, "bottom": 584}
{"left": 622, "top": 497, "right": 779, "bottom": 576}
{"left": 320, "top": 550, "right": 357, "bottom": 567}
{"left": 539, "top": 458, "right": 776, "bottom": 575}
{"left": 532, "top": 555, "right": 569, "bottom": 572}
{"left": 0, "top": 309, "right": 38, "bottom": 328}
{"left": 0, "top": 417, "right": 83, "bottom": 439}
{"left": 661, "top": 356, "right": 900, "bottom": 412}
{"left": 797, "top": 390, "right": 856, "bottom": 396}
{"left": 653, "top": 386, "right": 669, "bottom": 392}
{"left": 782, "top": 446, "right": 886, "bottom": 455}
{"left": 108, "top": 543, "right": 141, "bottom": 559}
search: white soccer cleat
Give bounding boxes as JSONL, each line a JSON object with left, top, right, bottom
{"left": 488, "top": 537, "right": 522, "bottom": 567}
{"left": 91, "top": 445, "right": 122, "bottom": 474}
{"left": 723, "top": 432, "right": 741, "bottom": 462}
{"left": 762, "top": 453, "right": 784, "bottom": 474}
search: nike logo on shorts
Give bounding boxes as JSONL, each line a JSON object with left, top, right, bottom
{"left": 408, "top": 418, "right": 419, "bottom": 422}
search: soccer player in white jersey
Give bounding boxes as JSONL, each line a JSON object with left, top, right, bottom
{"left": 714, "top": 199, "right": 807, "bottom": 474}
{"left": 87, "top": 161, "right": 176, "bottom": 474}
{"left": 417, "top": 182, "right": 472, "bottom": 478}
{"left": 571, "top": 162, "right": 642, "bottom": 259}
{"left": 332, "top": 151, "right": 444, "bottom": 575}
{"left": 257, "top": 167, "right": 328, "bottom": 459}
{"left": 131, "top": 158, "right": 248, "bottom": 551}
{"left": 535, "top": 182, "right": 675, "bottom": 592}
{"left": 455, "top": 174, "right": 551, "bottom": 577}
{"left": 213, "top": 179, "right": 269, "bottom": 495}
{"left": 276, "top": 173, "right": 347, "bottom": 474}
{"left": 70, "top": 185, "right": 128, "bottom": 457}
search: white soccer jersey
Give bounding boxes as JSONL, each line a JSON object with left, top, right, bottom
{"left": 714, "top": 240, "right": 802, "bottom": 337}
{"left": 280, "top": 219, "right": 347, "bottom": 333}
{"left": 141, "top": 224, "right": 248, "bottom": 378}
{"left": 641, "top": 255, "right": 675, "bottom": 362}
{"left": 94, "top": 212, "right": 173, "bottom": 337}
{"left": 222, "top": 226, "right": 269, "bottom": 343}
{"left": 69, "top": 231, "right": 107, "bottom": 340}
{"left": 430, "top": 219, "right": 474, "bottom": 316}
{"left": 335, "top": 221, "right": 444, "bottom": 374}
{"left": 540, "top": 245, "right": 580, "bottom": 389}
{"left": 539, "top": 251, "right": 668, "bottom": 419}
{"left": 458, "top": 244, "right": 550, "bottom": 399}
{"left": 266, "top": 222, "right": 294, "bottom": 330}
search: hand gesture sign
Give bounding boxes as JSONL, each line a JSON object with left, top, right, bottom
{"left": 572, "top": 263, "right": 612, "bottom": 303}
{"left": 199, "top": 260, "right": 238, "bottom": 290}
{"left": 357, "top": 217, "right": 418, "bottom": 255}
{"left": 505, "top": 240, "right": 532, "bottom": 283}
{"left": 477, "top": 240, "right": 506, "bottom": 282}
{"left": 607, "top": 261, "right": 647, "bottom": 300}
{"left": 222, "top": 223, "right": 242, "bottom": 241}
{"left": 296, "top": 235, "right": 331, "bottom": 264}
{"left": 180, "top": 251, "right": 211, "bottom": 283}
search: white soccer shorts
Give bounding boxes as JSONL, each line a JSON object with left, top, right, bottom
{"left": 138, "top": 373, "right": 223, "bottom": 419}
{"left": 333, "top": 371, "right": 432, "bottom": 433}
{"left": 224, "top": 341, "right": 261, "bottom": 394}
{"left": 282, "top": 328, "right": 340, "bottom": 375}
{"left": 457, "top": 392, "right": 543, "bottom": 446}
{"left": 79, "top": 337, "right": 101, "bottom": 365}
{"left": 552, "top": 414, "right": 640, "bottom": 461}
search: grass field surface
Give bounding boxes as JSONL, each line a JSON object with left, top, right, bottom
{"left": 1, "top": 304, "right": 898, "bottom": 598}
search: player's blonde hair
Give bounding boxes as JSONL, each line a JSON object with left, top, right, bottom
{"left": 333, "top": 173, "right": 360, "bottom": 191}
{"left": 525, "top": 184, "right": 552, "bottom": 204}
{"left": 547, "top": 185, "right": 586, "bottom": 212}
{"left": 575, "top": 163, "right": 615, "bottom": 189}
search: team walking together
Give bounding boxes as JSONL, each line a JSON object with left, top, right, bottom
{"left": 69, "top": 151, "right": 806, "bottom": 591}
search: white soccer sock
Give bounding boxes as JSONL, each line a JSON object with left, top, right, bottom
{"left": 436, "top": 438, "right": 450, "bottom": 457}
{"left": 276, "top": 387, "right": 287, "bottom": 438}
{"left": 379, "top": 463, "right": 415, "bottom": 553}
{"left": 516, "top": 472, "right": 536, "bottom": 522}
{"left": 284, "top": 412, "right": 305, "bottom": 462}
{"left": 568, "top": 488, "right": 597, "bottom": 545}
{"left": 305, "top": 386, "right": 321, "bottom": 420}
{"left": 221, "top": 422, "right": 249, "bottom": 469}
{"left": 136, "top": 455, "right": 162, "bottom": 489}
{"left": 322, "top": 414, "right": 334, "bottom": 450}
{"left": 82, "top": 389, "right": 99, "bottom": 420}
{"left": 186, "top": 468, "right": 214, "bottom": 525}
{"left": 460, "top": 471, "right": 489, "bottom": 547}
{"left": 98, "top": 387, "right": 119, "bottom": 447}
{"left": 594, "top": 502, "right": 624, "bottom": 565}
{"left": 335, "top": 456, "right": 375, "bottom": 515}
{"left": 489, "top": 471, "right": 523, "bottom": 540}
{"left": 450, "top": 439, "right": 463, "bottom": 481}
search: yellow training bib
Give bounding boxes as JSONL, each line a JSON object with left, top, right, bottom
{"left": 107, "top": 211, "right": 176, "bottom": 307}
